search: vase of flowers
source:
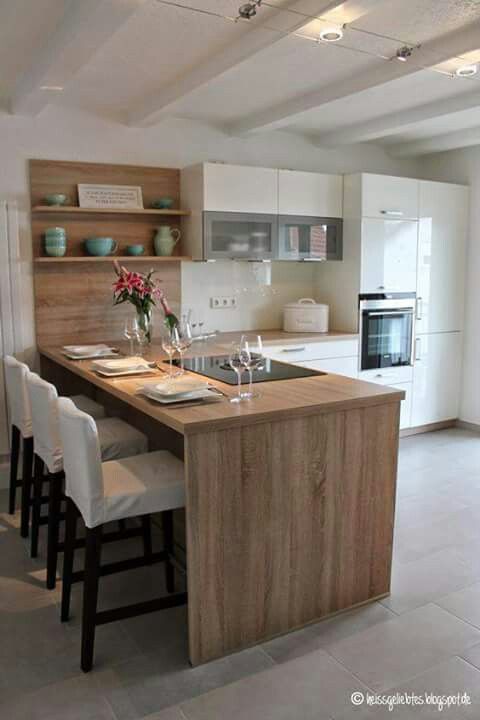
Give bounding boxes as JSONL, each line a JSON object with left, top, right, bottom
{"left": 112, "top": 261, "right": 178, "bottom": 345}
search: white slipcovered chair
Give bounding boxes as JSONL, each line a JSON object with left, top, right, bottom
{"left": 3, "top": 355, "right": 105, "bottom": 538}
{"left": 57, "top": 396, "right": 186, "bottom": 673}
{"left": 25, "top": 370, "right": 149, "bottom": 588}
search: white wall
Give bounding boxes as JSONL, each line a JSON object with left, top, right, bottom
{"left": 421, "top": 148, "right": 479, "bottom": 424}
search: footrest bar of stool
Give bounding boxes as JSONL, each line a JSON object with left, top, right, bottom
{"left": 95, "top": 592, "right": 188, "bottom": 626}
{"left": 168, "top": 554, "right": 187, "bottom": 576}
{"left": 57, "top": 526, "right": 143, "bottom": 553}
{"left": 71, "top": 550, "right": 167, "bottom": 584}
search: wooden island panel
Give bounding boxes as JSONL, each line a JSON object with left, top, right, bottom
{"left": 185, "top": 401, "right": 399, "bottom": 664}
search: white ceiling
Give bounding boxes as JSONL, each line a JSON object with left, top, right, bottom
{"left": 3, "top": 0, "right": 480, "bottom": 155}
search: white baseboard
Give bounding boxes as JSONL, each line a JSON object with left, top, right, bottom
{"left": 456, "top": 419, "right": 480, "bottom": 433}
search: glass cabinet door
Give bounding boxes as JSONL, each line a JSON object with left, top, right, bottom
{"left": 278, "top": 216, "right": 343, "bottom": 261}
{"left": 203, "top": 212, "right": 277, "bottom": 259}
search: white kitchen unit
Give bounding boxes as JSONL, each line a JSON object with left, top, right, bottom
{"left": 359, "top": 367, "right": 413, "bottom": 429}
{"left": 201, "top": 163, "right": 278, "bottom": 214}
{"left": 263, "top": 337, "right": 359, "bottom": 379}
{"left": 416, "top": 180, "right": 469, "bottom": 335}
{"left": 344, "top": 173, "right": 419, "bottom": 220}
{"left": 411, "top": 331, "right": 462, "bottom": 427}
{"left": 360, "top": 219, "right": 418, "bottom": 293}
{"left": 278, "top": 170, "right": 343, "bottom": 217}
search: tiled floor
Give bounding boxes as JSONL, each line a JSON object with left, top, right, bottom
{"left": 2, "top": 428, "right": 480, "bottom": 718}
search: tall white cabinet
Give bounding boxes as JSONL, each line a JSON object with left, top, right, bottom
{"left": 411, "top": 180, "right": 468, "bottom": 427}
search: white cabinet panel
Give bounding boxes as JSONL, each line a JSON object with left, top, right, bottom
{"left": 362, "top": 174, "right": 419, "bottom": 220}
{"left": 359, "top": 366, "right": 413, "bottom": 384}
{"left": 296, "top": 356, "right": 358, "bottom": 378}
{"left": 359, "top": 370, "right": 412, "bottom": 429}
{"left": 263, "top": 338, "right": 359, "bottom": 364}
{"left": 411, "top": 332, "right": 462, "bottom": 427}
{"left": 278, "top": 170, "right": 343, "bottom": 217}
{"left": 417, "top": 181, "right": 468, "bottom": 335}
{"left": 360, "top": 219, "right": 418, "bottom": 293}
{"left": 203, "top": 163, "right": 278, "bottom": 214}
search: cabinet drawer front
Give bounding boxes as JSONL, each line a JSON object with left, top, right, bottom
{"left": 359, "top": 366, "right": 413, "bottom": 384}
{"left": 296, "top": 356, "right": 358, "bottom": 379}
{"left": 264, "top": 339, "right": 359, "bottom": 362}
{"left": 362, "top": 175, "right": 419, "bottom": 220}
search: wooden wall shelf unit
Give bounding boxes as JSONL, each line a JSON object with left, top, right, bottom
{"left": 30, "top": 159, "right": 185, "bottom": 345}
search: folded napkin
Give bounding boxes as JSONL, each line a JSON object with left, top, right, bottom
{"left": 91, "top": 356, "right": 149, "bottom": 372}
{"left": 152, "top": 377, "right": 210, "bottom": 397}
{"left": 63, "top": 343, "right": 114, "bottom": 357}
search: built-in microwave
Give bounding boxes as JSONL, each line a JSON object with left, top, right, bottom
{"left": 359, "top": 293, "right": 416, "bottom": 371}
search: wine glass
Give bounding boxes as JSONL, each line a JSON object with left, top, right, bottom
{"left": 161, "top": 327, "right": 177, "bottom": 378}
{"left": 124, "top": 316, "right": 140, "bottom": 357}
{"left": 171, "top": 319, "right": 193, "bottom": 375}
{"left": 228, "top": 342, "right": 251, "bottom": 403}
{"left": 241, "top": 334, "right": 264, "bottom": 399}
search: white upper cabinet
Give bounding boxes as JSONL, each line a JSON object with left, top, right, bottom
{"left": 416, "top": 181, "right": 469, "bottom": 335}
{"left": 278, "top": 170, "right": 343, "bottom": 217}
{"left": 203, "top": 163, "right": 278, "bottom": 214}
{"left": 360, "top": 219, "right": 418, "bottom": 293}
{"left": 361, "top": 174, "right": 419, "bottom": 220}
{"left": 411, "top": 331, "right": 462, "bottom": 427}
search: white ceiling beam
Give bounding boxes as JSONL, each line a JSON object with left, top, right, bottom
{"left": 229, "top": 17, "right": 480, "bottom": 135}
{"left": 11, "top": 0, "right": 146, "bottom": 116}
{"left": 388, "top": 126, "right": 480, "bottom": 157}
{"left": 315, "top": 91, "right": 480, "bottom": 146}
{"left": 128, "top": 0, "right": 356, "bottom": 127}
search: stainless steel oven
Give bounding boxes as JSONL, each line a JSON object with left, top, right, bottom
{"left": 359, "top": 293, "right": 416, "bottom": 371}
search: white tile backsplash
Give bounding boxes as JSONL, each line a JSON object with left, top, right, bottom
{"left": 181, "top": 261, "right": 316, "bottom": 333}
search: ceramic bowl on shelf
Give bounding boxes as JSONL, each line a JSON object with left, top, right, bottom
{"left": 126, "top": 244, "right": 145, "bottom": 256}
{"left": 44, "top": 193, "right": 68, "bottom": 206}
{"left": 84, "top": 237, "right": 118, "bottom": 256}
{"left": 151, "top": 197, "right": 175, "bottom": 209}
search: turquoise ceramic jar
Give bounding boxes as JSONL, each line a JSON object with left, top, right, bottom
{"left": 45, "top": 227, "right": 67, "bottom": 257}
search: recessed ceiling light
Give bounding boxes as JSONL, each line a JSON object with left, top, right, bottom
{"left": 40, "top": 85, "right": 64, "bottom": 91}
{"left": 396, "top": 46, "right": 413, "bottom": 62}
{"left": 319, "top": 27, "right": 344, "bottom": 43}
{"left": 456, "top": 64, "right": 478, "bottom": 77}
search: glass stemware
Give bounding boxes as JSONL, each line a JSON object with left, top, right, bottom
{"left": 161, "top": 328, "right": 177, "bottom": 378}
{"left": 171, "top": 319, "right": 193, "bottom": 375}
{"left": 124, "top": 316, "right": 140, "bottom": 357}
{"left": 240, "top": 334, "right": 264, "bottom": 399}
{"left": 228, "top": 342, "right": 251, "bottom": 403}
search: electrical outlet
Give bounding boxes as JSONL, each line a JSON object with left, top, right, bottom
{"left": 210, "top": 296, "right": 237, "bottom": 309}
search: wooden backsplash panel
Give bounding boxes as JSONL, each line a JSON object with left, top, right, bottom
{"left": 30, "top": 160, "right": 180, "bottom": 209}
{"left": 34, "top": 260, "right": 181, "bottom": 346}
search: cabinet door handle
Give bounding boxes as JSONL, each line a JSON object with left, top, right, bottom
{"left": 380, "top": 210, "right": 404, "bottom": 216}
{"left": 416, "top": 297, "right": 423, "bottom": 321}
{"left": 415, "top": 338, "right": 422, "bottom": 361}
{"left": 377, "top": 285, "right": 385, "bottom": 290}
{"left": 282, "top": 346, "right": 306, "bottom": 353}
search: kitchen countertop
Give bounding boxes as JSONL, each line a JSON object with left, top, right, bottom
{"left": 214, "top": 329, "right": 358, "bottom": 346}
{"left": 39, "top": 340, "right": 401, "bottom": 436}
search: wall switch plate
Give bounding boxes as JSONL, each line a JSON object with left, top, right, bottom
{"left": 210, "top": 296, "right": 237, "bottom": 309}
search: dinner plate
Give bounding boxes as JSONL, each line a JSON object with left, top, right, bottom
{"left": 151, "top": 377, "right": 210, "bottom": 398}
{"left": 91, "top": 356, "right": 154, "bottom": 377}
{"left": 63, "top": 344, "right": 118, "bottom": 360}
{"left": 138, "top": 384, "right": 222, "bottom": 405}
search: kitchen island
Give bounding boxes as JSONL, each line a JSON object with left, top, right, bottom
{"left": 39, "top": 341, "right": 403, "bottom": 666}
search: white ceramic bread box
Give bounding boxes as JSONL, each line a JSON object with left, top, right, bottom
{"left": 283, "top": 298, "right": 329, "bottom": 333}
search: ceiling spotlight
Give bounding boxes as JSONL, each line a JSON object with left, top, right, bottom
{"left": 319, "top": 26, "right": 344, "bottom": 43}
{"left": 396, "top": 46, "right": 413, "bottom": 62}
{"left": 456, "top": 64, "right": 478, "bottom": 77}
{"left": 238, "top": 1, "right": 261, "bottom": 20}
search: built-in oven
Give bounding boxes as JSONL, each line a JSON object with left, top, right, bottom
{"left": 359, "top": 293, "right": 416, "bottom": 371}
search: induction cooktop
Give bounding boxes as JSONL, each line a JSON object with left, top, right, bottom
{"left": 173, "top": 355, "right": 325, "bottom": 385}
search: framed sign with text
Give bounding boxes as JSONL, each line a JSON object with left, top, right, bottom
{"left": 77, "top": 184, "right": 143, "bottom": 210}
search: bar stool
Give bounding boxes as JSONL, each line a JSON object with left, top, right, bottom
{"left": 57, "top": 397, "right": 187, "bottom": 673}
{"left": 3, "top": 355, "right": 105, "bottom": 537}
{"left": 25, "top": 371, "right": 149, "bottom": 588}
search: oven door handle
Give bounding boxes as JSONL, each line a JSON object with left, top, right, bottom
{"left": 367, "top": 310, "right": 414, "bottom": 317}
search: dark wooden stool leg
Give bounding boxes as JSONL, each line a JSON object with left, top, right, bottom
{"left": 81, "top": 526, "right": 102, "bottom": 673}
{"left": 118, "top": 519, "right": 127, "bottom": 532}
{"left": 162, "top": 510, "right": 175, "bottom": 593}
{"left": 8, "top": 425, "right": 20, "bottom": 514}
{"left": 20, "top": 436, "right": 34, "bottom": 538}
{"left": 30, "top": 455, "right": 45, "bottom": 558}
{"left": 141, "top": 516, "right": 153, "bottom": 563}
{"left": 61, "top": 498, "right": 78, "bottom": 622}
{"left": 46, "top": 472, "right": 63, "bottom": 589}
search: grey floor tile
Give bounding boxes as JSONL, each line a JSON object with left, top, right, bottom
{"left": 460, "top": 643, "right": 480, "bottom": 670}
{"left": 140, "top": 709, "right": 188, "bottom": 720}
{"left": 180, "top": 650, "right": 369, "bottom": 720}
{"left": 262, "top": 602, "right": 395, "bottom": 664}
{"left": 93, "top": 646, "right": 275, "bottom": 720}
{"left": 325, "top": 604, "right": 480, "bottom": 693}
{"left": 436, "top": 582, "right": 480, "bottom": 629}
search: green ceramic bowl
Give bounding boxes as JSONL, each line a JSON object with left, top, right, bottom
{"left": 85, "top": 237, "right": 117, "bottom": 256}
{"left": 126, "top": 244, "right": 145, "bottom": 256}
{"left": 152, "top": 197, "right": 174, "bottom": 209}
{"left": 44, "top": 194, "right": 68, "bottom": 206}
